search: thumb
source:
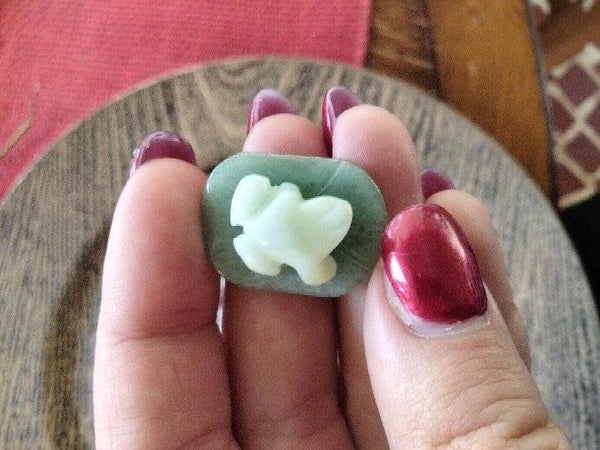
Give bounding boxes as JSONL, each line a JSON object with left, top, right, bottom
{"left": 364, "top": 204, "right": 568, "bottom": 449}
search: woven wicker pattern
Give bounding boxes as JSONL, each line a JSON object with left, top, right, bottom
{"left": 548, "top": 42, "right": 600, "bottom": 208}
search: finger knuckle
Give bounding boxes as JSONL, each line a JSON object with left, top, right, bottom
{"left": 436, "top": 420, "right": 570, "bottom": 450}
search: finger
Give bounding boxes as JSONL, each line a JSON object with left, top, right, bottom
{"left": 331, "top": 104, "right": 422, "bottom": 215}
{"left": 427, "top": 189, "right": 530, "bottom": 366}
{"left": 95, "top": 159, "right": 235, "bottom": 449}
{"left": 331, "top": 103, "right": 422, "bottom": 448}
{"left": 364, "top": 204, "right": 568, "bottom": 448}
{"left": 420, "top": 167, "right": 454, "bottom": 199}
{"left": 224, "top": 113, "right": 353, "bottom": 448}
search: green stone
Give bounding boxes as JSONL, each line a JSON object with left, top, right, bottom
{"left": 202, "top": 153, "right": 388, "bottom": 297}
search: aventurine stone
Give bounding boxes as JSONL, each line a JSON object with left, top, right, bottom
{"left": 202, "top": 153, "right": 388, "bottom": 297}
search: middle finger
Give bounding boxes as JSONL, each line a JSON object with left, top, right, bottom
{"left": 224, "top": 109, "right": 354, "bottom": 449}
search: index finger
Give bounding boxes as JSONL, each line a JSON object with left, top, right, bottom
{"left": 94, "top": 158, "right": 236, "bottom": 449}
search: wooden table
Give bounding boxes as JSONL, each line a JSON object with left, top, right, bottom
{"left": 366, "top": 0, "right": 554, "bottom": 199}
{"left": 0, "top": 59, "right": 598, "bottom": 449}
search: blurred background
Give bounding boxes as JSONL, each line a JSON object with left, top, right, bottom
{"left": 2, "top": 3, "right": 600, "bottom": 447}
{"left": 1, "top": 0, "right": 599, "bottom": 300}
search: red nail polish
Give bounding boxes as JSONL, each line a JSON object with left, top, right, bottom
{"left": 247, "top": 89, "right": 295, "bottom": 133}
{"left": 129, "top": 131, "right": 196, "bottom": 177}
{"left": 421, "top": 168, "right": 454, "bottom": 199}
{"left": 322, "top": 87, "right": 361, "bottom": 154}
{"left": 382, "top": 204, "right": 487, "bottom": 324}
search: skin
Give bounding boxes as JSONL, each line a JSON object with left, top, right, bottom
{"left": 94, "top": 106, "right": 569, "bottom": 449}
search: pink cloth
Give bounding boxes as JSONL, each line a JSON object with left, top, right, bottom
{"left": 0, "top": 1, "right": 371, "bottom": 201}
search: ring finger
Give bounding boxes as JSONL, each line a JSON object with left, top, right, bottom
{"left": 329, "top": 98, "right": 422, "bottom": 449}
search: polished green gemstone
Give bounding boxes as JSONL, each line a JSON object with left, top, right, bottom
{"left": 202, "top": 153, "right": 388, "bottom": 297}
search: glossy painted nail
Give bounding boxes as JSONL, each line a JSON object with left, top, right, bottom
{"left": 322, "top": 87, "right": 361, "bottom": 154}
{"left": 247, "top": 89, "right": 295, "bottom": 132}
{"left": 420, "top": 168, "right": 454, "bottom": 199}
{"left": 129, "top": 131, "right": 196, "bottom": 177}
{"left": 382, "top": 204, "right": 487, "bottom": 332}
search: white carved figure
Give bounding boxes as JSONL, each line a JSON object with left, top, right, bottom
{"left": 230, "top": 174, "right": 353, "bottom": 285}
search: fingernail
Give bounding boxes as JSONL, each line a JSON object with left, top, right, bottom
{"left": 322, "top": 87, "right": 361, "bottom": 154}
{"left": 129, "top": 131, "right": 196, "bottom": 178}
{"left": 420, "top": 168, "right": 454, "bottom": 199}
{"left": 382, "top": 204, "right": 487, "bottom": 335}
{"left": 247, "top": 89, "right": 295, "bottom": 133}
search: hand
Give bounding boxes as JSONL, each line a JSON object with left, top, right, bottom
{"left": 93, "top": 88, "right": 568, "bottom": 449}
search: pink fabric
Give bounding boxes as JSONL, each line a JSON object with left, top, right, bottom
{"left": 0, "top": 1, "right": 371, "bottom": 201}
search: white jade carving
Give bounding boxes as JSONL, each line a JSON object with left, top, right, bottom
{"left": 230, "top": 174, "right": 353, "bottom": 285}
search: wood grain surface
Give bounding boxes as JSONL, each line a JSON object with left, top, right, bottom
{"left": 366, "top": 0, "right": 554, "bottom": 198}
{"left": 0, "top": 59, "right": 598, "bottom": 449}
{"left": 366, "top": 0, "right": 438, "bottom": 93}
{"left": 542, "top": 1, "right": 600, "bottom": 67}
